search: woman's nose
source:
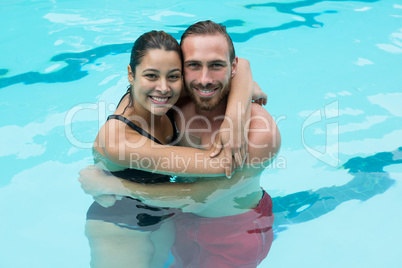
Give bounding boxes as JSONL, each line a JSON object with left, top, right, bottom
{"left": 156, "top": 78, "right": 170, "bottom": 94}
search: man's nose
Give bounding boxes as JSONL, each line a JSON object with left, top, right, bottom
{"left": 199, "top": 67, "right": 213, "bottom": 87}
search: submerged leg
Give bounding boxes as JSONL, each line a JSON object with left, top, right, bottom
{"left": 85, "top": 220, "right": 155, "bottom": 268}
{"left": 150, "top": 219, "right": 176, "bottom": 267}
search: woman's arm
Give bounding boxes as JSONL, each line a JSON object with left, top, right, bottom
{"left": 97, "top": 119, "right": 229, "bottom": 177}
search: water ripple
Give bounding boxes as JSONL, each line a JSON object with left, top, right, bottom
{"left": 0, "top": 0, "right": 380, "bottom": 89}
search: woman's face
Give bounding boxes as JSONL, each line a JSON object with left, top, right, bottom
{"left": 128, "top": 49, "right": 182, "bottom": 116}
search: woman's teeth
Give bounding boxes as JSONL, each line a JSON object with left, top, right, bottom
{"left": 151, "top": 96, "right": 168, "bottom": 102}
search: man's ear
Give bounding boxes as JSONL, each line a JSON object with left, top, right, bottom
{"left": 231, "top": 56, "right": 238, "bottom": 78}
{"left": 127, "top": 65, "right": 134, "bottom": 84}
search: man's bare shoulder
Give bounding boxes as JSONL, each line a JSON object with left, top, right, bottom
{"left": 247, "top": 103, "right": 281, "bottom": 163}
{"left": 250, "top": 102, "right": 271, "bottom": 117}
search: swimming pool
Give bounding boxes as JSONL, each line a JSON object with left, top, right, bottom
{"left": 1, "top": 0, "right": 401, "bottom": 267}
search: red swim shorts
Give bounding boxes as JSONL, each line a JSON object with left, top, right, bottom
{"left": 169, "top": 190, "right": 274, "bottom": 268}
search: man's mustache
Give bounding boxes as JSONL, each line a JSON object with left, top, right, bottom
{"left": 189, "top": 82, "right": 221, "bottom": 90}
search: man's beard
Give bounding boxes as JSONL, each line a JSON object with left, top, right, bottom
{"left": 185, "top": 81, "right": 231, "bottom": 111}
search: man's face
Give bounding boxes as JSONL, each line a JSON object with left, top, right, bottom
{"left": 181, "top": 34, "right": 237, "bottom": 111}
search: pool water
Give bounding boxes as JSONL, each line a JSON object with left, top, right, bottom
{"left": 1, "top": 0, "right": 401, "bottom": 267}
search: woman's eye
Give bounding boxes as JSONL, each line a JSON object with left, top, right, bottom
{"left": 168, "top": 74, "right": 180, "bottom": 81}
{"left": 145, "top": 74, "right": 157, "bottom": 79}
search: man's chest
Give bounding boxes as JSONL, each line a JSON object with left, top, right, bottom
{"left": 174, "top": 110, "right": 222, "bottom": 149}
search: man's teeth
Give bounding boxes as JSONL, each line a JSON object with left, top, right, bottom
{"left": 198, "top": 88, "right": 215, "bottom": 93}
{"left": 151, "top": 96, "right": 168, "bottom": 102}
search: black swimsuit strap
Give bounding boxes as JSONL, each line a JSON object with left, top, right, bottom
{"left": 107, "top": 115, "right": 163, "bottom": 145}
{"left": 166, "top": 110, "right": 178, "bottom": 144}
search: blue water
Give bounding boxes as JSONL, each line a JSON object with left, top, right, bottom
{"left": 1, "top": 0, "right": 401, "bottom": 267}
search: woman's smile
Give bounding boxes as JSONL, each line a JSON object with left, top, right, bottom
{"left": 149, "top": 95, "right": 170, "bottom": 104}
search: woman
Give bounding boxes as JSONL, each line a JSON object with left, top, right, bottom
{"left": 85, "top": 31, "right": 184, "bottom": 268}
{"left": 84, "top": 30, "right": 260, "bottom": 268}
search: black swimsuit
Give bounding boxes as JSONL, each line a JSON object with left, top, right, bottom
{"left": 86, "top": 111, "right": 180, "bottom": 231}
{"left": 105, "top": 113, "right": 178, "bottom": 184}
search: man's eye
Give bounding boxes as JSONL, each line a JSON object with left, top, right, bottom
{"left": 188, "top": 63, "right": 199, "bottom": 68}
{"left": 211, "top": 64, "right": 223, "bottom": 68}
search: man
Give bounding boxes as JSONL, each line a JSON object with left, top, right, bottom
{"left": 167, "top": 20, "right": 280, "bottom": 267}
{"left": 80, "top": 20, "right": 280, "bottom": 267}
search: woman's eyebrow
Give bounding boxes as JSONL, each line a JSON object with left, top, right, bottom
{"left": 168, "top": 68, "right": 182, "bottom": 73}
{"left": 142, "top": 68, "right": 160, "bottom": 73}
{"left": 142, "top": 68, "right": 182, "bottom": 74}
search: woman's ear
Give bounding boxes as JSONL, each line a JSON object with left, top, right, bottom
{"left": 127, "top": 65, "right": 134, "bottom": 84}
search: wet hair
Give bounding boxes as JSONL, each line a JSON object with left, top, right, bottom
{"left": 123, "top": 30, "right": 182, "bottom": 113}
{"left": 180, "top": 20, "right": 235, "bottom": 63}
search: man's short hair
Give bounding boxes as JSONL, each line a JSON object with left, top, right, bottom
{"left": 181, "top": 20, "right": 236, "bottom": 63}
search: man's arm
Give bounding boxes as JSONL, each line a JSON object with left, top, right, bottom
{"left": 214, "top": 58, "right": 253, "bottom": 166}
{"left": 244, "top": 103, "right": 281, "bottom": 165}
{"left": 79, "top": 165, "right": 245, "bottom": 211}
{"left": 211, "top": 58, "right": 268, "bottom": 176}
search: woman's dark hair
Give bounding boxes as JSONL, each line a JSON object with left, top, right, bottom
{"left": 180, "top": 20, "right": 235, "bottom": 63}
{"left": 122, "top": 30, "right": 182, "bottom": 113}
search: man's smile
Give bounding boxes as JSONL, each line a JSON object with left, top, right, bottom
{"left": 193, "top": 86, "right": 219, "bottom": 97}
